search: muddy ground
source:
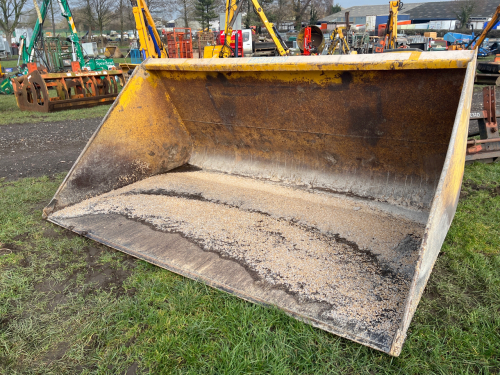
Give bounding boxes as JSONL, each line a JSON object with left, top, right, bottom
{"left": 2, "top": 228, "right": 140, "bottom": 374}
{"left": 0, "top": 118, "right": 100, "bottom": 181}
{"left": 0, "top": 117, "right": 145, "bottom": 372}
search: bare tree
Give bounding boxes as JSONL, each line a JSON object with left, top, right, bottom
{"left": 144, "top": 0, "right": 164, "bottom": 15}
{"left": 179, "top": 0, "right": 194, "bottom": 28}
{"left": 116, "top": 0, "right": 125, "bottom": 41}
{"left": 74, "top": 0, "right": 97, "bottom": 39}
{"left": 455, "top": 0, "right": 475, "bottom": 28}
{"left": 91, "top": 0, "right": 116, "bottom": 47}
{"left": 165, "top": 0, "right": 195, "bottom": 28}
{"left": 292, "top": 0, "right": 311, "bottom": 30}
{"left": 49, "top": 0, "right": 55, "bottom": 35}
{"left": 0, "top": 0, "right": 30, "bottom": 53}
{"left": 275, "top": 0, "right": 292, "bottom": 30}
{"left": 313, "top": 0, "right": 335, "bottom": 19}
{"left": 454, "top": 0, "right": 487, "bottom": 29}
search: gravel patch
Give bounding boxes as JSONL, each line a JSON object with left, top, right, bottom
{"left": 51, "top": 170, "right": 426, "bottom": 335}
{"left": 0, "top": 118, "right": 100, "bottom": 180}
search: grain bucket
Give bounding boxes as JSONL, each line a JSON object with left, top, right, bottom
{"left": 43, "top": 51, "right": 476, "bottom": 355}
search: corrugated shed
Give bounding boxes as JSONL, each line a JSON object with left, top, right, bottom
{"left": 320, "top": 0, "right": 500, "bottom": 23}
{"left": 320, "top": 3, "right": 423, "bottom": 23}
{"left": 406, "top": 0, "right": 499, "bottom": 20}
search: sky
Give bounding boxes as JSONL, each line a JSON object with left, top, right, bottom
{"left": 336, "top": 0, "right": 441, "bottom": 6}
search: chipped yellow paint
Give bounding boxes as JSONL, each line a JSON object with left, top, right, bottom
{"left": 144, "top": 51, "right": 474, "bottom": 73}
{"left": 68, "top": 17, "right": 77, "bottom": 33}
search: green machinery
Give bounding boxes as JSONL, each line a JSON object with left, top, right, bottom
{"left": 0, "top": 0, "right": 119, "bottom": 94}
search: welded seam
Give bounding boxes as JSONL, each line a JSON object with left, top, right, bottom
{"left": 182, "top": 119, "right": 449, "bottom": 145}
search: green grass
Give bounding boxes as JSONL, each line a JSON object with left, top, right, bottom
{"left": 0, "top": 94, "right": 111, "bottom": 126}
{"left": 0, "top": 57, "right": 20, "bottom": 69}
{"left": 113, "top": 57, "right": 133, "bottom": 64}
{"left": 0, "top": 163, "right": 499, "bottom": 374}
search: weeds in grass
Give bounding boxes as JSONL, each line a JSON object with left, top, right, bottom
{"left": 0, "top": 164, "right": 499, "bottom": 374}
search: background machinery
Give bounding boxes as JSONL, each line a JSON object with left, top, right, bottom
{"left": 10, "top": 0, "right": 124, "bottom": 112}
{"left": 119, "top": 0, "right": 169, "bottom": 76}
{"left": 374, "top": 0, "right": 403, "bottom": 53}
{"left": 327, "top": 26, "right": 351, "bottom": 55}
{"left": 206, "top": 0, "right": 289, "bottom": 58}
{"left": 131, "top": 0, "right": 168, "bottom": 60}
{"left": 297, "top": 25, "right": 325, "bottom": 55}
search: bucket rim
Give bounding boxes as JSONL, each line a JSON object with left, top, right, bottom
{"left": 143, "top": 50, "right": 475, "bottom": 72}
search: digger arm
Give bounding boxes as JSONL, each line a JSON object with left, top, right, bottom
{"left": 250, "top": 0, "right": 289, "bottom": 56}
{"left": 55, "top": 0, "right": 85, "bottom": 63}
{"left": 386, "top": 0, "right": 401, "bottom": 50}
{"left": 219, "top": 0, "right": 239, "bottom": 58}
{"left": 219, "top": 0, "right": 288, "bottom": 58}
{"left": 470, "top": 5, "right": 500, "bottom": 50}
{"left": 21, "top": 0, "right": 86, "bottom": 66}
{"left": 328, "top": 27, "right": 350, "bottom": 55}
{"left": 131, "top": 0, "right": 168, "bottom": 59}
{"left": 21, "top": 0, "right": 51, "bottom": 64}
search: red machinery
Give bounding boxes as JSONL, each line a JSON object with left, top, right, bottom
{"left": 297, "top": 26, "right": 324, "bottom": 55}
{"left": 218, "top": 30, "right": 243, "bottom": 57}
{"left": 303, "top": 26, "right": 313, "bottom": 55}
{"left": 166, "top": 28, "right": 194, "bottom": 58}
{"left": 467, "top": 86, "right": 500, "bottom": 163}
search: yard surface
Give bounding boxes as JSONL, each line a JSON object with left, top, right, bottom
{"left": 0, "top": 165, "right": 499, "bottom": 373}
{"left": 0, "top": 118, "right": 100, "bottom": 180}
{"left": 0, "top": 93, "right": 112, "bottom": 126}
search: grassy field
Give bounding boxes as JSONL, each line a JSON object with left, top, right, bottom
{"left": 0, "top": 162, "right": 499, "bottom": 374}
{"left": 0, "top": 57, "right": 19, "bottom": 69}
{"left": 0, "top": 95, "right": 111, "bottom": 126}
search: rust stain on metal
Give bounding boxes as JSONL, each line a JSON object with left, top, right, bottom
{"left": 12, "top": 66, "right": 125, "bottom": 113}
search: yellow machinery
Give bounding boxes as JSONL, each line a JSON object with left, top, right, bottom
{"left": 104, "top": 43, "right": 124, "bottom": 59}
{"left": 327, "top": 26, "right": 351, "bottom": 55}
{"left": 44, "top": 51, "right": 476, "bottom": 356}
{"left": 131, "top": 0, "right": 167, "bottom": 59}
{"left": 120, "top": 0, "right": 168, "bottom": 73}
{"left": 206, "top": 0, "right": 289, "bottom": 58}
{"left": 470, "top": 5, "right": 500, "bottom": 52}
{"left": 374, "top": 0, "right": 402, "bottom": 53}
{"left": 385, "top": 1, "right": 402, "bottom": 49}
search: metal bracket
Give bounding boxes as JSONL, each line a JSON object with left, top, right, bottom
{"left": 466, "top": 86, "right": 500, "bottom": 162}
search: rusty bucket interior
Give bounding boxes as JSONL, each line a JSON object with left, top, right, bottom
{"left": 44, "top": 51, "right": 476, "bottom": 356}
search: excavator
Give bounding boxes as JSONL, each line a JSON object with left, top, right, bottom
{"left": 374, "top": 0, "right": 403, "bottom": 53}
{"left": 43, "top": 1, "right": 477, "bottom": 356}
{"left": 10, "top": 0, "right": 124, "bottom": 112}
{"left": 205, "top": 0, "right": 289, "bottom": 57}
{"left": 327, "top": 26, "right": 351, "bottom": 55}
{"left": 469, "top": 5, "right": 500, "bottom": 74}
{"left": 130, "top": 0, "right": 168, "bottom": 60}
{"left": 119, "top": 0, "right": 168, "bottom": 75}
{"left": 466, "top": 5, "right": 500, "bottom": 54}
{"left": 326, "top": 13, "right": 354, "bottom": 55}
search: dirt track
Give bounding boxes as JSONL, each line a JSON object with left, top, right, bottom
{"left": 0, "top": 118, "right": 100, "bottom": 180}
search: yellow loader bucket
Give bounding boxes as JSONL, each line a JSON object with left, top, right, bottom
{"left": 43, "top": 51, "right": 476, "bottom": 356}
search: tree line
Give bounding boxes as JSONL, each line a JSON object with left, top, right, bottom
{"left": 1, "top": 0, "right": 342, "bottom": 50}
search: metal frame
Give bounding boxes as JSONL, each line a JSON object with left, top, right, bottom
{"left": 466, "top": 86, "right": 500, "bottom": 162}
